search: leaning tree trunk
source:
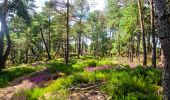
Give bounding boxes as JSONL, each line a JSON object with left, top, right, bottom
{"left": 138, "top": 0, "right": 147, "bottom": 66}
{"left": 150, "top": 0, "right": 157, "bottom": 68}
{"left": 40, "top": 28, "right": 51, "bottom": 60}
{"left": 155, "top": 0, "right": 170, "bottom": 99}
{"left": 0, "top": 0, "right": 11, "bottom": 70}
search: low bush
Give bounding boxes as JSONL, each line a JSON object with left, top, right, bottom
{"left": 12, "top": 58, "right": 162, "bottom": 100}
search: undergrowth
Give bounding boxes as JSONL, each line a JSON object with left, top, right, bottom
{"left": 0, "top": 64, "right": 42, "bottom": 87}
{"left": 3, "top": 56, "right": 162, "bottom": 100}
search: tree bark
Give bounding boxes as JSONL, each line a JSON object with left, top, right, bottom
{"left": 82, "top": 35, "right": 84, "bottom": 55}
{"left": 65, "top": 0, "right": 69, "bottom": 65}
{"left": 147, "top": 32, "right": 151, "bottom": 53}
{"left": 132, "top": 33, "right": 135, "bottom": 62}
{"left": 48, "top": 12, "right": 51, "bottom": 53}
{"left": 25, "top": 28, "right": 29, "bottom": 63}
{"left": 138, "top": 0, "right": 147, "bottom": 66}
{"left": 0, "top": 0, "right": 11, "bottom": 69}
{"left": 75, "top": 38, "right": 77, "bottom": 53}
{"left": 150, "top": 0, "right": 157, "bottom": 68}
{"left": 136, "top": 33, "right": 141, "bottom": 63}
{"left": 155, "top": 0, "right": 170, "bottom": 99}
{"left": 78, "top": 30, "right": 81, "bottom": 58}
{"left": 40, "top": 28, "right": 51, "bottom": 60}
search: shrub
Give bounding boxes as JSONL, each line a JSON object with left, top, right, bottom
{"left": 87, "top": 60, "right": 97, "bottom": 67}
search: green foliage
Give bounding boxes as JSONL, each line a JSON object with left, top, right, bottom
{"left": 0, "top": 65, "right": 40, "bottom": 87}
{"left": 9, "top": 0, "right": 36, "bottom": 25}
{"left": 12, "top": 58, "right": 162, "bottom": 99}
{"left": 119, "top": 3, "right": 138, "bottom": 34}
{"left": 87, "top": 11, "right": 111, "bottom": 56}
{"left": 86, "top": 60, "right": 97, "bottom": 67}
{"left": 101, "top": 67, "right": 162, "bottom": 100}
{"left": 106, "top": 0, "right": 146, "bottom": 56}
{"left": 106, "top": 0, "right": 121, "bottom": 28}
{"left": 46, "top": 60, "right": 82, "bottom": 75}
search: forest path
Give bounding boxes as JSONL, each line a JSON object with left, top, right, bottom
{"left": 0, "top": 62, "right": 137, "bottom": 100}
{"left": 0, "top": 67, "right": 60, "bottom": 100}
{"left": 0, "top": 68, "right": 108, "bottom": 100}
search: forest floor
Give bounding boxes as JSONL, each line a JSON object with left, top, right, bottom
{"left": 0, "top": 68, "right": 107, "bottom": 100}
{"left": 0, "top": 64, "right": 108, "bottom": 100}
{"left": 0, "top": 56, "right": 162, "bottom": 100}
{"left": 0, "top": 67, "right": 49, "bottom": 100}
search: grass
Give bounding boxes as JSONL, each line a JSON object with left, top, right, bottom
{"left": 0, "top": 64, "right": 43, "bottom": 88}
{"left": 1, "top": 56, "right": 162, "bottom": 99}
{"left": 14, "top": 57, "right": 162, "bottom": 100}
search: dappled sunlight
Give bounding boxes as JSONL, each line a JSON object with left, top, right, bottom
{"left": 0, "top": 58, "right": 161, "bottom": 99}
{"left": 0, "top": 0, "right": 168, "bottom": 99}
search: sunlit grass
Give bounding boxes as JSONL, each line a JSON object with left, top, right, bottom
{"left": 1, "top": 56, "right": 162, "bottom": 99}
{"left": 0, "top": 64, "right": 43, "bottom": 88}
{"left": 13, "top": 57, "right": 162, "bottom": 100}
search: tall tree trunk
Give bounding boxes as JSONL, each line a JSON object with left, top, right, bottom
{"left": 0, "top": 0, "right": 11, "bottom": 70}
{"left": 48, "top": 12, "right": 51, "bottom": 53}
{"left": 65, "top": 0, "right": 69, "bottom": 65}
{"left": 82, "top": 35, "right": 84, "bottom": 55}
{"left": 0, "top": 27, "right": 5, "bottom": 68}
{"left": 138, "top": 0, "right": 147, "bottom": 66}
{"left": 78, "top": 30, "right": 81, "bottom": 58}
{"left": 57, "top": 42, "right": 61, "bottom": 52}
{"left": 25, "top": 49, "right": 28, "bottom": 63}
{"left": 155, "top": 0, "right": 170, "bottom": 99}
{"left": 40, "top": 28, "right": 51, "bottom": 60}
{"left": 25, "top": 28, "right": 29, "bottom": 63}
{"left": 132, "top": 33, "right": 135, "bottom": 62}
{"left": 150, "top": 0, "right": 157, "bottom": 68}
{"left": 147, "top": 32, "right": 151, "bottom": 53}
{"left": 75, "top": 38, "right": 77, "bottom": 53}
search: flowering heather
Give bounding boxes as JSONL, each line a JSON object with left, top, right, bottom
{"left": 84, "top": 65, "right": 113, "bottom": 72}
{"left": 28, "top": 74, "right": 50, "bottom": 83}
{"left": 128, "top": 62, "right": 137, "bottom": 68}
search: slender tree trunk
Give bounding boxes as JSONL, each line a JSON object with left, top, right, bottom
{"left": 138, "top": 0, "right": 147, "bottom": 66}
{"left": 96, "top": 32, "right": 99, "bottom": 56}
{"left": 65, "top": 0, "right": 69, "bottom": 65}
{"left": 81, "top": 36, "right": 84, "bottom": 55}
{"left": 136, "top": 32, "right": 141, "bottom": 63}
{"left": 62, "top": 42, "right": 65, "bottom": 58}
{"left": 40, "top": 28, "right": 51, "bottom": 60}
{"left": 19, "top": 51, "right": 22, "bottom": 64}
{"left": 25, "top": 28, "right": 29, "bottom": 63}
{"left": 0, "top": 28, "right": 5, "bottom": 68}
{"left": 150, "top": 0, "right": 157, "bottom": 68}
{"left": 132, "top": 33, "right": 135, "bottom": 62}
{"left": 0, "top": 0, "right": 11, "bottom": 69}
{"left": 78, "top": 30, "right": 81, "bottom": 58}
{"left": 48, "top": 12, "right": 51, "bottom": 53}
{"left": 25, "top": 49, "right": 28, "bottom": 63}
{"left": 147, "top": 32, "right": 151, "bottom": 53}
{"left": 75, "top": 39, "right": 77, "bottom": 53}
{"left": 57, "top": 42, "right": 61, "bottom": 52}
{"left": 31, "top": 47, "right": 36, "bottom": 55}
{"left": 155, "top": 0, "right": 170, "bottom": 99}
